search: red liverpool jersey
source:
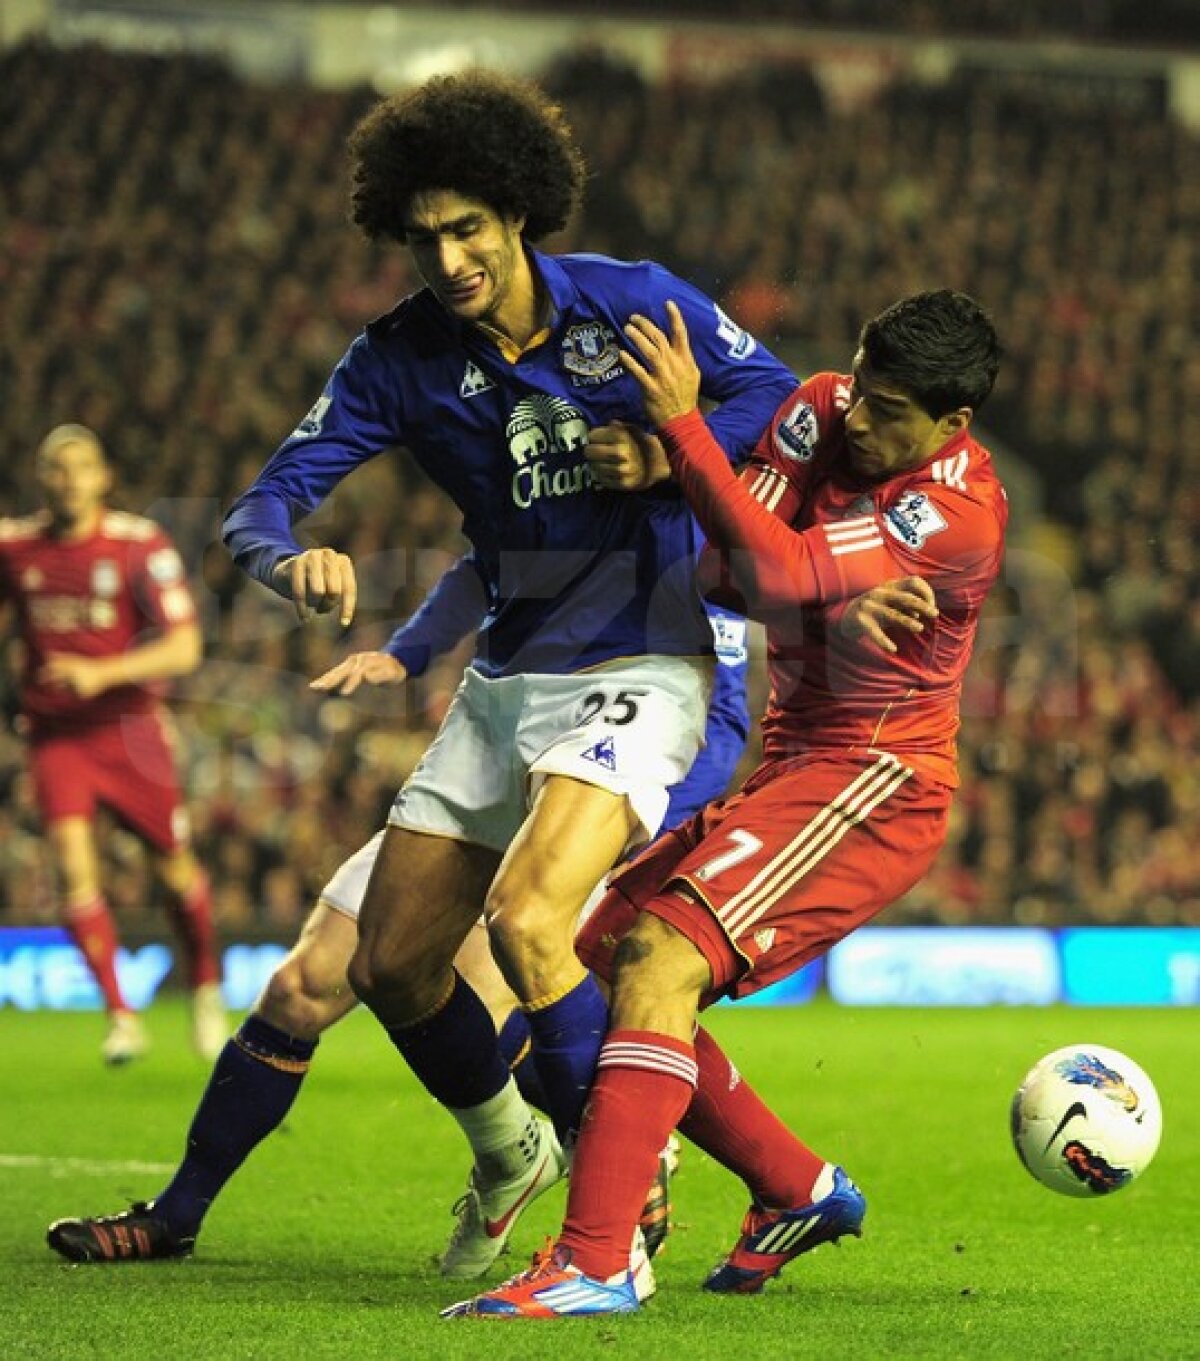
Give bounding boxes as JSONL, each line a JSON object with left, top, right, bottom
{"left": 742, "top": 372, "right": 1007, "bottom": 785}
{"left": 0, "top": 510, "right": 196, "bottom": 731}
{"left": 660, "top": 373, "right": 1007, "bottom": 787}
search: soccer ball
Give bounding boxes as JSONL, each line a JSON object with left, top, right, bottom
{"left": 1010, "top": 1044, "right": 1162, "bottom": 1197}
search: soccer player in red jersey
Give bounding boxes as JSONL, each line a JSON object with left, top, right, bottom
{"left": 0, "top": 425, "right": 225, "bottom": 1064}
{"left": 445, "top": 290, "right": 1006, "bottom": 1317}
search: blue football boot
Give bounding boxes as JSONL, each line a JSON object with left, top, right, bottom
{"left": 704, "top": 1165, "right": 866, "bottom": 1294}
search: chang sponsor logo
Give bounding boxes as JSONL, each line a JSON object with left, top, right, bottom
{"left": 507, "top": 394, "right": 595, "bottom": 509}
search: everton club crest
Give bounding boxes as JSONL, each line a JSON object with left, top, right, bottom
{"left": 561, "top": 321, "right": 622, "bottom": 385}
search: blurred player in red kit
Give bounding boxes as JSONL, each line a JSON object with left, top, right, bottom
{"left": 446, "top": 289, "right": 1007, "bottom": 1317}
{"left": 0, "top": 425, "right": 225, "bottom": 1064}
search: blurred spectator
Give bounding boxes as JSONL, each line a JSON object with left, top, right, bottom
{"left": 456, "top": 0, "right": 1200, "bottom": 48}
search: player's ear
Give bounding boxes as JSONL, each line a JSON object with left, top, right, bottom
{"left": 97, "top": 457, "right": 115, "bottom": 497}
{"left": 939, "top": 407, "right": 972, "bottom": 437}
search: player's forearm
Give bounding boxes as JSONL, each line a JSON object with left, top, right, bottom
{"left": 660, "top": 411, "right": 901, "bottom": 616}
{"left": 659, "top": 411, "right": 822, "bottom": 612}
{"left": 383, "top": 555, "right": 489, "bottom": 678}
{"left": 99, "top": 623, "right": 203, "bottom": 688}
{"left": 222, "top": 494, "right": 305, "bottom": 592}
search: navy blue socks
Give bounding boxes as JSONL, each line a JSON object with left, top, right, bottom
{"left": 497, "top": 1008, "right": 548, "bottom": 1112}
{"left": 386, "top": 971, "right": 510, "bottom": 1110}
{"left": 153, "top": 1016, "right": 316, "bottom": 1239}
{"left": 525, "top": 973, "right": 608, "bottom": 1145}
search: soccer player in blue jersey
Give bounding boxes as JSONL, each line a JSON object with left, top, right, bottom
{"left": 212, "top": 69, "right": 797, "bottom": 1279}
{"left": 44, "top": 70, "right": 924, "bottom": 1283}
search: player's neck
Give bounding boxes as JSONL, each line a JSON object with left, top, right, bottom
{"left": 479, "top": 260, "right": 548, "bottom": 352}
{"left": 48, "top": 507, "right": 104, "bottom": 541}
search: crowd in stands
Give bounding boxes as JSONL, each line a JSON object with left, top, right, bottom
{"left": 465, "top": 0, "right": 1200, "bottom": 49}
{"left": 1, "top": 38, "right": 1195, "bottom": 935}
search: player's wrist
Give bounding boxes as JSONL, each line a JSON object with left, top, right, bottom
{"left": 639, "top": 435, "right": 673, "bottom": 487}
{"left": 656, "top": 408, "right": 706, "bottom": 441}
{"left": 656, "top": 409, "right": 712, "bottom": 471}
{"left": 270, "top": 556, "right": 297, "bottom": 596}
{"left": 91, "top": 657, "right": 121, "bottom": 691}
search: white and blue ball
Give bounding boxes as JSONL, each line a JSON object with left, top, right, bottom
{"left": 1011, "top": 1044, "right": 1162, "bottom": 1197}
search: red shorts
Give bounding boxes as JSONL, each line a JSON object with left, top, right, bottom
{"left": 577, "top": 751, "right": 951, "bottom": 1003}
{"left": 28, "top": 709, "right": 190, "bottom": 853}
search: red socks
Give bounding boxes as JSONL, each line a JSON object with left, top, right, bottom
{"left": 165, "top": 869, "right": 220, "bottom": 989}
{"left": 681, "top": 1024, "right": 825, "bottom": 1208}
{"left": 64, "top": 871, "right": 219, "bottom": 1007}
{"left": 559, "top": 1030, "right": 697, "bottom": 1279}
{"left": 559, "top": 1025, "right": 829, "bottom": 1278}
{"left": 63, "top": 897, "right": 127, "bottom": 1012}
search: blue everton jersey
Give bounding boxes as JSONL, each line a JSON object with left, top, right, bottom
{"left": 224, "top": 249, "right": 796, "bottom": 677}
{"left": 664, "top": 606, "right": 753, "bottom": 826}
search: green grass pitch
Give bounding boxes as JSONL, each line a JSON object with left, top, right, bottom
{"left": 1, "top": 999, "right": 1194, "bottom": 1360}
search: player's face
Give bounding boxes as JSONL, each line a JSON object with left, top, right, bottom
{"left": 36, "top": 439, "right": 112, "bottom": 527}
{"left": 843, "top": 352, "right": 969, "bottom": 481}
{"left": 403, "top": 190, "right": 532, "bottom": 340}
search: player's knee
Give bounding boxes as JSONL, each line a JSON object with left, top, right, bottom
{"left": 59, "top": 890, "right": 98, "bottom": 918}
{"left": 485, "top": 884, "right": 571, "bottom": 968}
{"left": 346, "top": 935, "right": 430, "bottom": 1012}
{"left": 156, "top": 848, "right": 201, "bottom": 898}
{"left": 485, "top": 902, "right": 535, "bottom": 966}
{"left": 52, "top": 855, "right": 99, "bottom": 905}
{"left": 345, "top": 941, "right": 382, "bottom": 1005}
{"left": 612, "top": 915, "right": 707, "bottom": 1004}
{"left": 257, "top": 955, "right": 350, "bottom": 1039}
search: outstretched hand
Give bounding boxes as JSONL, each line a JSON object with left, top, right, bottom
{"left": 310, "top": 650, "right": 408, "bottom": 696}
{"left": 620, "top": 300, "right": 702, "bottom": 429}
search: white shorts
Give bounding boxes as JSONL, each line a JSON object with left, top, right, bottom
{"left": 320, "top": 659, "right": 709, "bottom": 923}
{"left": 320, "top": 830, "right": 385, "bottom": 921}
{"left": 390, "top": 657, "right": 711, "bottom": 855}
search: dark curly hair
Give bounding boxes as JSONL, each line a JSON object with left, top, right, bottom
{"left": 859, "top": 290, "right": 1002, "bottom": 418}
{"left": 348, "top": 70, "right": 587, "bottom": 244}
